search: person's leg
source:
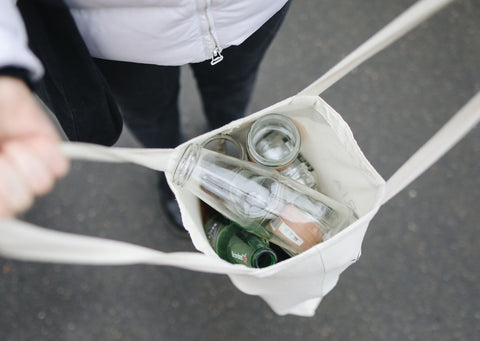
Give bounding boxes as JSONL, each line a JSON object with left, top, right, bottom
{"left": 95, "top": 59, "right": 186, "bottom": 234}
{"left": 94, "top": 59, "right": 181, "bottom": 149}
{"left": 190, "top": 2, "right": 290, "bottom": 130}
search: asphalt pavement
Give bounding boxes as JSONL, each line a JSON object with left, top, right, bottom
{"left": 1, "top": 0, "right": 479, "bottom": 340}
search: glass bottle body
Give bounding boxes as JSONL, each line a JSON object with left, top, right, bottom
{"left": 172, "top": 144, "right": 355, "bottom": 255}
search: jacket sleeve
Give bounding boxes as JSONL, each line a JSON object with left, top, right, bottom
{"left": 0, "top": 0, "right": 44, "bottom": 81}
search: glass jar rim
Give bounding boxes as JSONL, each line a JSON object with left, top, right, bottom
{"left": 247, "top": 113, "right": 301, "bottom": 168}
{"left": 201, "top": 133, "right": 246, "bottom": 160}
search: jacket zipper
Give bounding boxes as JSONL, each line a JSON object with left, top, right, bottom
{"left": 204, "top": 0, "right": 223, "bottom": 65}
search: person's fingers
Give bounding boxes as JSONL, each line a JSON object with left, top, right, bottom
{"left": 2, "top": 141, "right": 56, "bottom": 196}
{"left": 0, "top": 157, "right": 34, "bottom": 216}
{"left": 26, "top": 137, "right": 70, "bottom": 179}
{"left": 0, "top": 203, "right": 11, "bottom": 217}
{"left": 0, "top": 76, "right": 70, "bottom": 217}
{"left": 0, "top": 139, "right": 69, "bottom": 217}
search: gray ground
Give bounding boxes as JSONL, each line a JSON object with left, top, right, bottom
{"left": 1, "top": 0, "right": 479, "bottom": 340}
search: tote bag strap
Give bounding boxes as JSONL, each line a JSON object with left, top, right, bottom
{"left": 297, "top": 0, "right": 456, "bottom": 97}
{"left": 0, "top": 218, "right": 251, "bottom": 275}
{"left": 295, "top": 0, "right": 480, "bottom": 202}
{"left": 60, "top": 142, "right": 175, "bottom": 172}
{"left": 0, "top": 219, "right": 251, "bottom": 274}
{"left": 383, "top": 92, "right": 480, "bottom": 204}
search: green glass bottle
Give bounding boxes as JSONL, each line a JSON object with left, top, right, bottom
{"left": 205, "top": 216, "right": 277, "bottom": 268}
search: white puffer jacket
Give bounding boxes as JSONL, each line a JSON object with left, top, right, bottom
{"left": 0, "top": 0, "right": 288, "bottom": 80}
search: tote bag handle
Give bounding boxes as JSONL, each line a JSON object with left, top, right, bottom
{"left": 297, "top": 0, "right": 456, "bottom": 97}
{"left": 0, "top": 218, "right": 252, "bottom": 274}
{"left": 295, "top": 0, "right": 480, "bottom": 204}
{"left": 382, "top": 92, "right": 480, "bottom": 204}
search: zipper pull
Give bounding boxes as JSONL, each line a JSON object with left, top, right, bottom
{"left": 210, "top": 47, "right": 224, "bottom": 65}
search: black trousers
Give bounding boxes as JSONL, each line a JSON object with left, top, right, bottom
{"left": 94, "top": 3, "right": 290, "bottom": 149}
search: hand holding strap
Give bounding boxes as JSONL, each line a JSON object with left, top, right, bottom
{"left": 0, "top": 143, "right": 254, "bottom": 274}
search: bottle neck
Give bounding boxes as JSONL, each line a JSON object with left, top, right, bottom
{"left": 172, "top": 144, "right": 201, "bottom": 187}
{"left": 252, "top": 248, "right": 277, "bottom": 268}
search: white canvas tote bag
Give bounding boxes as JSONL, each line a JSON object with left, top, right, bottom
{"left": 1, "top": 0, "right": 478, "bottom": 317}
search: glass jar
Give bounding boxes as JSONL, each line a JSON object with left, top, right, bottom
{"left": 247, "top": 113, "right": 318, "bottom": 189}
{"left": 171, "top": 144, "right": 355, "bottom": 255}
{"left": 201, "top": 133, "right": 246, "bottom": 160}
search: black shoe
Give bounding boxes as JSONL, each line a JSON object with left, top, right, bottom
{"left": 158, "top": 175, "right": 190, "bottom": 239}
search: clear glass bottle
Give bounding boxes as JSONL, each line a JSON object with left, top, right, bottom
{"left": 247, "top": 113, "right": 318, "bottom": 189}
{"left": 205, "top": 215, "right": 277, "bottom": 268}
{"left": 171, "top": 144, "right": 356, "bottom": 255}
